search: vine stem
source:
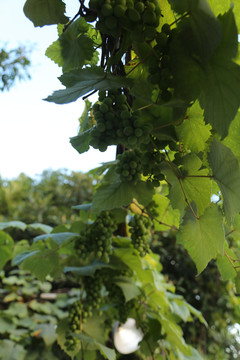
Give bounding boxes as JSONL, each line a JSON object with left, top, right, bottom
{"left": 182, "top": 174, "right": 214, "bottom": 179}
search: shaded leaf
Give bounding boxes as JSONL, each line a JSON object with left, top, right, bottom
{"left": 0, "top": 231, "right": 14, "bottom": 269}
{"left": 208, "top": 139, "right": 240, "bottom": 222}
{"left": 0, "top": 340, "right": 26, "bottom": 360}
{"left": 20, "top": 250, "right": 60, "bottom": 281}
{"left": 0, "top": 221, "right": 27, "bottom": 231}
{"left": 216, "top": 241, "right": 237, "bottom": 281}
{"left": 23, "top": 0, "right": 68, "bottom": 27}
{"left": 70, "top": 128, "right": 93, "bottom": 154}
{"left": 115, "top": 276, "right": 141, "bottom": 302}
{"left": 45, "top": 67, "right": 133, "bottom": 104}
{"left": 64, "top": 260, "right": 111, "bottom": 276}
{"left": 92, "top": 180, "right": 154, "bottom": 212}
{"left": 34, "top": 232, "right": 79, "bottom": 246}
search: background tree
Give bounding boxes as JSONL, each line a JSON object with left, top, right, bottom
{"left": 0, "top": 45, "right": 31, "bottom": 91}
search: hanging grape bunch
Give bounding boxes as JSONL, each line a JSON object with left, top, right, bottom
{"left": 88, "top": 0, "right": 161, "bottom": 39}
{"left": 129, "top": 214, "right": 152, "bottom": 256}
{"left": 89, "top": 90, "right": 151, "bottom": 151}
{"left": 116, "top": 149, "right": 143, "bottom": 185}
{"left": 74, "top": 211, "right": 116, "bottom": 263}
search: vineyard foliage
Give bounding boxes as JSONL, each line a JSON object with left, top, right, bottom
{"left": 2, "top": 0, "right": 240, "bottom": 359}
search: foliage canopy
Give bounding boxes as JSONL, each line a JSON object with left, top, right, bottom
{"left": 2, "top": 0, "right": 240, "bottom": 359}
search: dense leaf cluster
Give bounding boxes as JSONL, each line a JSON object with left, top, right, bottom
{"left": 2, "top": 0, "right": 240, "bottom": 359}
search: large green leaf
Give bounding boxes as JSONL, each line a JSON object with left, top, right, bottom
{"left": 0, "top": 340, "right": 26, "bottom": 360}
{"left": 216, "top": 9, "right": 238, "bottom": 60}
{"left": 45, "top": 18, "right": 96, "bottom": 72}
{"left": 92, "top": 180, "right": 154, "bottom": 212}
{"left": 20, "top": 250, "right": 60, "bottom": 281}
{"left": 199, "top": 55, "right": 240, "bottom": 139}
{"left": 176, "top": 101, "right": 211, "bottom": 153}
{"left": 45, "top": 67, "right": 133, "bottom": 104}
{"left": 162, "top": 154, "right": 211, "bottom": 217}
{"left": 179, "top": 205, "right": 225, "bottom": 274}
{"left": 208, "top": 139, "right": 240, "bottom": 222}
{"left": 23, "top": 0, "right": 68, "bottom": 27}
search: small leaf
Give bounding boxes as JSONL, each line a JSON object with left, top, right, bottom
{"left": 64, "top": 260, "right": 111, "bottom": 276}
{"left": 0, "top": 221, "right": 27, "bottom": 231}
{"left": 115, "top": 276, "right": 141, "bottom": 302}
{"left": 208, "top": 139, "right": 240, "bottom": 222}
{"left": 0, "top": 231, "right": 14, "bottom": 269}
{"left": 70, "top": 128, "right": 93, "bottom": 154}
{"left": 176, "top": 101, "right": 211, "bottom": 153}
{"left": 20, "top": 250, "right": 60, "bottom": 281}
{"left": 28, "top": 223, "right": 53, "bottom": 233}
{"left": 34, "top": 232, "right": 79, "bottom": 246}
{"left": 23, "top": 0, "right": 68, "bottom": 27}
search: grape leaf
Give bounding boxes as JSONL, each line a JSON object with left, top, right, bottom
{"left": 23, "top": 0, "right": 68, "bottom": 27}
{"left": 92, "top": 181, "right": 154, "bottom": 212}
{"left": 179, "top": 205, "right": 225, "bottom": 274}
{"left": 20, "top": 249, "right": 60, "bottom": 281}
{"left": 162, "top": 154, "right": 211, "bottom": 217}
{"left": 208, "top": 0, "right": 240, "bottom": 32}
{"left": 46, "top": 18, "right": 97, "bottom": 72}
{"left": 115, "top": 276, "right": 141, "bottom": 302}
{"left": 216, "top": 9, "right": 238, "bottom": 60}
{"left": 45, "top": 67, "right": 133, "bottom": 104}
{"left": 34, "top": 232, "right": 79, "bottom": 246}
{"left": 0, "top": 231, "right": 14, "bottom": 270}
{"left": 216, "top": 241, "right": 237, "bottom": 281}
{"left": 208, "top": 139, "right": 240, "bottom": 222}
{"left": 152, "top": 193, "right": 180, "bottom": 231}
{"left": 199, "top": 56, "right": 240, "bottom": 139}
{"left": 176, "top": 101, "right": 211, "bottom": 153}
{"left": 70, "top": 128, "right": 93, "bottom": 155}
{"left": 0, "top": 221, "right": 27, "bottom": 231}
{"left": 223, "top": 110, "right": 240, "bottom": 162}
{"left": 64, "top": 260, "right": 111, "bottom": 276}
{"left": 28, "top": 223, "right": 53, "bottom": 233}
{"left": 0, "top": 340, "right": 26, "bottom": 360}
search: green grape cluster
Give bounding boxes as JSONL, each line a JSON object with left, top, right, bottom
{"left": 141, "top": 149, "right": 165, "bottom": 187}
{"left": 147, "top": 24, "right": 175, "bottom": 102}
{"left": 89, "top": 90, "right": 150, "bottom": 151}
{"left": 129, "top": 214, "right": 152, "bottom": 256}
{"left": 83, "top": 273, "right": 104, "bottom": 313}
{"left": 116, "top": 149, "right": 142, "bottom": 185}
{"left": 64, "top": 300, "right": 82, "bottom": 351}
{"left": 89, "top": 0, "right": 161, "bottom": 39}
{"left": 74, "top": 211, "right": 116, "bottom": 263}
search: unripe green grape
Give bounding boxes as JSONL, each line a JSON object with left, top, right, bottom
{"left": 101, "top": 3, "right": 113, "bottom": 16}
{"left": 123, "top": 126, "right": 134, "bottom": 136}
{"left": 99, "top": 144, "right": 108, "bottom": 152}
{"left": 144, "top": 26, "right": 156, "bottom": 40}
{"left": 100, "top": 103, "right": 109, "bottom": 113}
{"left": 113, "top": 4, "right": 126, "bottom": 17}
{"left": 105, "top": 112, "right": 115, "bottom": 121}
{"left": 134, "top": 1, "right": 145, "bottom": 13}
{"left": 134, "top": 128, "right": 143, "bottom": 137}
{"left": 120, "top": 109, "right": 130, "bottom": 120}
{"left": 142, "top": 9, "right": 156, "bottom": 25}
{"left": 128, "top": 8, "right": 141, "bottom": 22}
{"left": 127, "top": 135, "right": 138, "bottom": 146}
{"left": 126, "top": 0, "right": 134, "bottom": 7}
{"left": 116, "top": 93, "right": 127, "bottom": 104}
{"left": 115, "top": 0, "right": 126, "bottom": 5}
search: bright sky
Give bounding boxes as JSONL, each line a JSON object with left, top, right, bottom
{"left": 0, "top": 0, "right": 116, "bottom": 179}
